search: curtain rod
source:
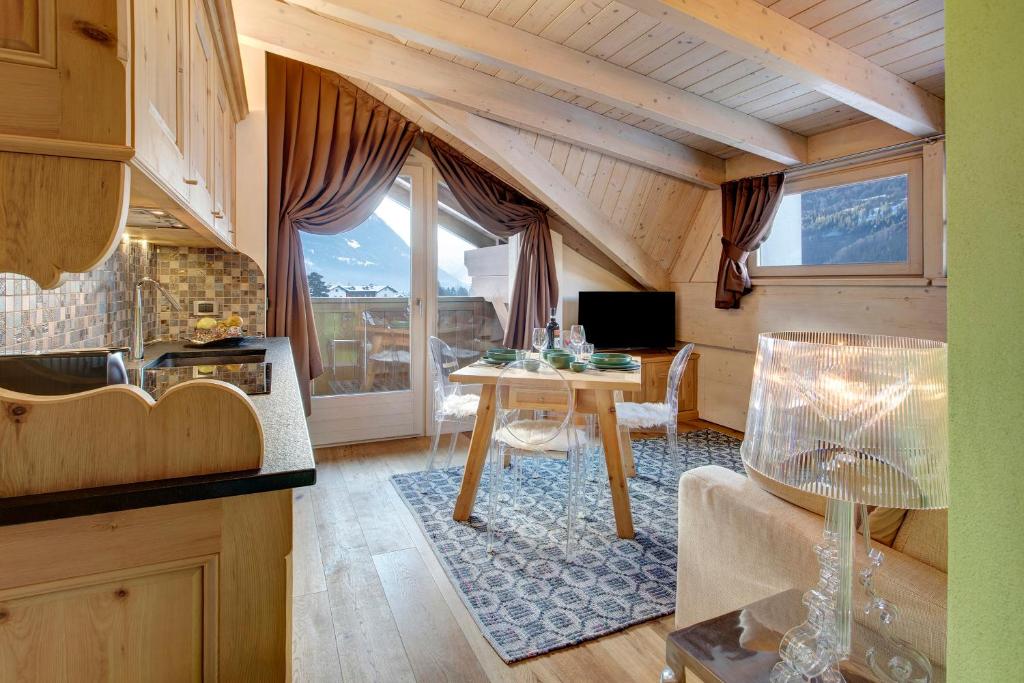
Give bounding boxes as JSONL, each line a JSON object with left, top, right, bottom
{"left": 740, "top": 134, "right": 946, "bottom": 181}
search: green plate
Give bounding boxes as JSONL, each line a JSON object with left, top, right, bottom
{"left": 590, "top": 357, "right": 634, "bottom": 366}
{"left": 481, "top": 357, "right": 509, "bottom": 366}
{"left": 591, "top": 352, "right": 632, "bottom": 362}
{"left": 589, "top": 361, "right": 640, "bottom": 371}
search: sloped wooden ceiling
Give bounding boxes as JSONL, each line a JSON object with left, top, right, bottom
{"left": 236, "top": 0, "right": 943, "bottom": 289}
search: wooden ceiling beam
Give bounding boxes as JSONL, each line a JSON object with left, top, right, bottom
{"left": 621, "top": 0, "right": 944, "bottom": 136}
{"left": 234, "top": 0, "right": 723, "bottom": 186}
{"left": 393, "top": 93, "right": 670, "bottom": 291}
{"left": 290, "top": 0, "right": 806, "bottom": 165}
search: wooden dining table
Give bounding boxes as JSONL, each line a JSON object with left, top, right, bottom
{"left": 448, "top": 359, "right": 643, "bottom": 538}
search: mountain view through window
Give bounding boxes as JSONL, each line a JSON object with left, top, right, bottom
{"left": 758, "top": 174, "right": 909, "bottom": 267}
{"left": 302, "top": 196, "right": 472, "bottom": 298}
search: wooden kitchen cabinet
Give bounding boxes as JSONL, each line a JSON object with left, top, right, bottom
{"left": 625, "top": 350, "right": 700, "bottom": 423}
{"left": 213, "top": 69, "right": 236, "bottom": 241}
{"left": 0, "top": 0, "right": 130, "bottom": 156}
{"left": 0, "top": 0, "right": 248, "bottom": 288}
{"left": 133, "top": 0, "right": 190, "bottom": 200}
{"left": 0, "top": 491, "right": 292, "bottom": 682}
{"left": 185, "top": 0, "right": 215, "bottom": 220}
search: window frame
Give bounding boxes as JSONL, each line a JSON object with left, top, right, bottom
{"left": 749, "top": 154, "right": 924, "bottom": 278}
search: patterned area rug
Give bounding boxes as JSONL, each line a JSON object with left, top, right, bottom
{"left": 389, "top": 429, "right": 744, "bottom": 663}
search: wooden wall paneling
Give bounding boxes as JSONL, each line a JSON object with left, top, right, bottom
{"left": 0, "top": 152, "right": 127, "bottom": 288}
{"left": 675, "top": 281, "right": 947, "bottom": 353}
{"left": 690, "top": 229, "right": 723, "bottom": 283}
{"left": 669, "top": 188, "right": 718, "bottom": 282}
{"left": 690, "top": 344, "right": 754, "bottom": 429}
{"left": 922, "top": 138, "right": 946, "bottom": 280}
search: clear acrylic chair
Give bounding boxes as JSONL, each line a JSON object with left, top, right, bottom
{"left": 487, "top": 359, "right": 588, "bottom": 561}
{"left": 614, "top": 343, "right": 695, "bottom": 478}
{"left": 424, "top": 336, "right": 480, "bottom": 471}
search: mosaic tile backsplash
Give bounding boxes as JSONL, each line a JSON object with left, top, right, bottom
{"left": 0, "top": 240, "right": 265, "bottom": 353}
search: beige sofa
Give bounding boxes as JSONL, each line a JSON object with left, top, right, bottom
{"left": 674, "top": 465, "right": 948, "bottom": 667}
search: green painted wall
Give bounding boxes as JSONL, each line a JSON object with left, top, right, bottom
{"left": 947, "top": 1, "right": 1024, "bottom": 679}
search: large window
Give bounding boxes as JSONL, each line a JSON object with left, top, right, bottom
{"left": 751, "top": 156, "right": 923, "bottom": 277}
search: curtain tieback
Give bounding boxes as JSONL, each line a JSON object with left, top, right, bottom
{"left": 721, "top": 238, "right": 749, "bottom": 263}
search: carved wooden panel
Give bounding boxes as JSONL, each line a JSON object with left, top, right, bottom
{"left": 0, "top": 380, "right": 264, "bottom": 497}
{"left": 0, "top": 152, "right": 127, "bottom": 288}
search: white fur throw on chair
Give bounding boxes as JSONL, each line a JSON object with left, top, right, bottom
{"left": 615, "top": 402, "right": 674, "bottom": 429}
{"left": 440, "top": 393, "right": 480, "bottom": 419}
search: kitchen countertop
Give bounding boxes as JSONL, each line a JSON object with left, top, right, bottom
{"left": 0, "top": 337, "right": 316, "bottom": 526}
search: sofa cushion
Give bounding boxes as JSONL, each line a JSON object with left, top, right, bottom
{"left": 745, "top": 463, "right": 907, "bottom": 546}
{"left": 893, "top": 510, "right": 948, "bottom": 573}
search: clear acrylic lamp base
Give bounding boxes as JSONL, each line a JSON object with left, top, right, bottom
{"left": 770, "top": 499, "right": 935, "bottom": 683}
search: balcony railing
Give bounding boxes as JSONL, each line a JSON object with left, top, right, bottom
{"left": 309, "top": 296, "right": 503, "bottom": 397}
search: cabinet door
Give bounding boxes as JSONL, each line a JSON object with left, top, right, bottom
{"left": 0, "top": 0, "right": 128, "bottom": 151}
{"left": 133, "top": 0, "right": 188, "bottom": 198}
{"left": 0, "top": 559, "right": 216, "bottom": 682}
{"left": 212, "top": 72, "right": 234, "bottom": 242}
{"left": 186, "top": 0, "right": 214, "bottom": 222}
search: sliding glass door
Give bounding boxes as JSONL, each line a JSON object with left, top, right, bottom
{"left": 305, "top": 163, "right": 428, "bottom": 446}
{"left": 304, "top": 152, "right": 505, "bottom": 446}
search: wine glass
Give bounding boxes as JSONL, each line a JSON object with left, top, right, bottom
{"left": 569, "top": 325, "right": 585, "bottom": 357}
{"left": 531, "top": 327, "right": 547, "bottom": 358}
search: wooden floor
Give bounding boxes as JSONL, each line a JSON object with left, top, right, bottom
{"left": 291, "top": 420, "right": 739, "bottom": 683}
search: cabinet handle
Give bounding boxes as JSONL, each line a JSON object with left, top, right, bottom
{"left": 183, "top": 177, "right": 199, "bottom": 185}
{"left": 211, "top": 210, "right": 224, "bottom": 219}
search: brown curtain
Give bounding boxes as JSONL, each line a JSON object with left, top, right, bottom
{"left": 715, "top": 173, "right": 786, "bottom": 309}
{"left": 266, "top": 54, "right": 419, "bottom": 411}
{"left": 424, "top": 134, "right": 558, "bottom": 348}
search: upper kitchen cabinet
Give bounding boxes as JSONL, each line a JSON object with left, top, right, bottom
{"left": 130, "top": 0, "right": 247, "bottom": 251}
{"left": 0, "top": 0, "right": 130, "bottom": 155}
{"left": 0, "top": 0, "right": 248, "bottom": 288}
{"left": 0, "top": 0, "right": 131, "bottom": 288}
{"left": 132, "top": 0, "right": 189, "bottom": 200}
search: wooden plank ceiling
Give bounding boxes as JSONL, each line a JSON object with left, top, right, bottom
{"left": 240, "top": 0, "right": 944, "bottom": 287}
{"left": 401, "top": 0, "right": 944, "bottom": 157}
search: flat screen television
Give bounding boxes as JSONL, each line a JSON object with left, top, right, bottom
{"left": 577, "top": 291, "right": 676, "bottom": 350}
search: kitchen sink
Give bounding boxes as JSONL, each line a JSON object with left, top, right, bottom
{"left": 144, "top": 349, "right": 266, "bottom": 369}
{"left": 138, "top": 348, "right": 272, "bottom": 398}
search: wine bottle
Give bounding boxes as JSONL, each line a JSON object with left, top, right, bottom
{"left": 545, "top": 308, "right": 559, "bottom": 350}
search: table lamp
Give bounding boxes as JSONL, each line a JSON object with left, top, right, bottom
{"left": 741, "top": 332, "right": 949, "bottom": 683}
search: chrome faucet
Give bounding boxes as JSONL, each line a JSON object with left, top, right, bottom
{"left": 131, "top": 277, "right": 182, "bottom": 360}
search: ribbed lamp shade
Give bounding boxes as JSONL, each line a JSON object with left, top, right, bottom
{"left": 741, "top": 332, "right": 949, "bottom": 509}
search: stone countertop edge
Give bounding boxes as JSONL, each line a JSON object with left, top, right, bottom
{"left": 0, "top": 337, "right": 316, "bottom": 527}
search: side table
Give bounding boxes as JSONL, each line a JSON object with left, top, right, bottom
{"left": 663, "top": 589, "right": 945, "bottom": 683}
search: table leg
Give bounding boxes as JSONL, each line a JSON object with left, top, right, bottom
{"left": 594, "top": 390, "right": 635, "bottom": 539}
{"left": 453, "top": 384, "right": 497, "bottom": 522}
{"left": 614, "top": 390, "right": 637, "bottom": 477}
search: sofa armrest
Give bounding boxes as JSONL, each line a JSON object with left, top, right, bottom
{"left": 675, "top": 466, "right": 947, "bottom": 666}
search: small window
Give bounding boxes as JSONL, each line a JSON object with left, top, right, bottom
{"left": 751, "top": 156, "right": 923, "bottom": 277}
